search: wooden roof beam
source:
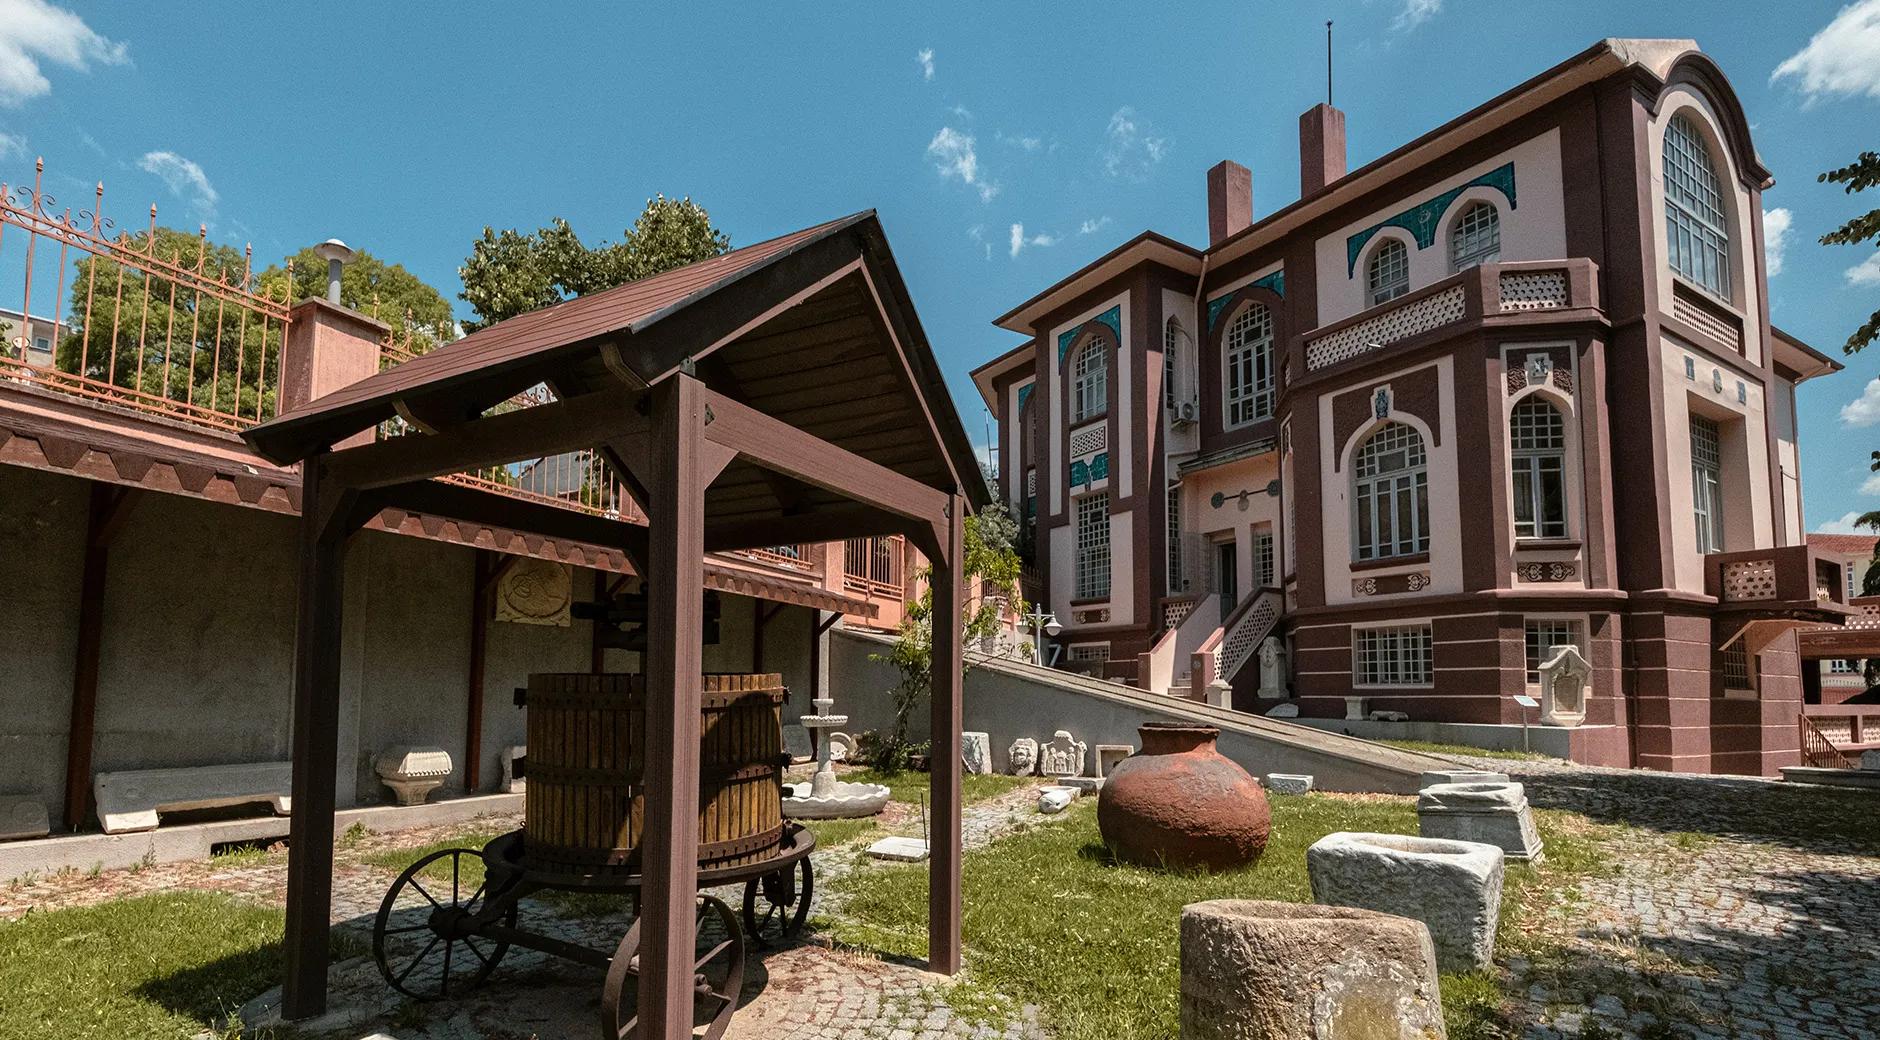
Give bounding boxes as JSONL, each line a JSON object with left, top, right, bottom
{"left": 323, "top": 386, "right": 650, "bottom": 491}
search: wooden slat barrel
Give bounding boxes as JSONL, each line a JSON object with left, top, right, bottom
{"left": 521, "top": 672, "right": 786, "bottom": 877}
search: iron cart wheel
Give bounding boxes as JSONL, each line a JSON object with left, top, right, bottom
{"left": 371, "top": 847, "right": 516, "bottom": 1001}
{"left": 600, "top": 893, "right": 745, "bottom": 1040}
{"left": 741, "top": 854, "right": 813, "bottom": 946}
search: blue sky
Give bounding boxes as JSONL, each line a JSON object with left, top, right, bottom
{"left": 2, "top": 1, "right": 1877, "bottom": 530}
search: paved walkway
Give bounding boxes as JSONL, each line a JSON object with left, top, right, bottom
{"left": 1456, "top": 756, "right": 1880, "bottom": 1040}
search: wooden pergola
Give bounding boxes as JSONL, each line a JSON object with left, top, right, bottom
{"left": 243, "top": 212, "right": 985, "bottom": 1036}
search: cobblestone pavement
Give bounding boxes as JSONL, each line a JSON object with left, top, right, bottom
{"left": 1454, "top": 755, "right": 1880, "bottom": 1040}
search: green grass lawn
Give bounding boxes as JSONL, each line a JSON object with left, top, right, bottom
{"left": 824, "top": 793, "right": 1614, "bottom": 1040}
{"left": 1380, "top": 738, "right": 1553, "bottom": 762}
{"left": 841, "top": 768, "right": 1034, "bottom": 807}
{"left": 0, "top": 890, "right": 359, "bottom": 1040}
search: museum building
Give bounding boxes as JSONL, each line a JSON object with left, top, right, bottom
{"left": 971, "top": 39, "right": 1853, "bottom": 774}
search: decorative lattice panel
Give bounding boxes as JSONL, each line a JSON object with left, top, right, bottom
{"left": 1218, "top": 592, "right": 1280, "bottom": 681}
{"left": 1163, "top": 598, "right": 1196, "bottom": 631}
{"left": 1498, "top": 270, "right": 1568, "bottom": 311}
{"left": 1068, "top": 422, "right": 1108, "bottom": 458}
{"left": 1306, "top": 286, "right": 1467, "bottom": 370}
{"left": 1672, "top": 294, "right": 1739, "bottom": 351}
{"left": 1721, "top": 559, "right": 1777, "bottom": 602}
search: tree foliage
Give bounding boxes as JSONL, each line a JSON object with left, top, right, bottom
{"left": 1820, "top": 151, "right": 1880, "bottom": 354}
{"left": 264, "top": 246, "right": 454, "bottom": 354}
{"left": 871, "top": 502, "right": 1026, "bottom": 772}
{"left": 457, "top": 195, "right": 731, "bottom": 332}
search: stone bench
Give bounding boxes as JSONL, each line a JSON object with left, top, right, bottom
{"left": 93, "top": 762, "right": 294, "bottom": 834}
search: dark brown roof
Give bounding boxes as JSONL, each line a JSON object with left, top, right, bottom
{"left": 245, "top": 211, "right": 988, "bottom": 517}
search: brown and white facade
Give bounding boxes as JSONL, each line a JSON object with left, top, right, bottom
{"left": 972, "top": 38, "right": 1854, "bottom": 775}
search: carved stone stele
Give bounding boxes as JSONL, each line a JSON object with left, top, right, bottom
{"left": 1538, "top": 644, "right": 1591, "bottom": 727}
{"left": 495, "top": 558, "right": 573, "bottom": 626}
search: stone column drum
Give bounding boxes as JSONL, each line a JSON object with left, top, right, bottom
{"left": 1181, "top": 899, "right": 1446, "bottom": 1040}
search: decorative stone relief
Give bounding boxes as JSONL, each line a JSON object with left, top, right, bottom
{"left": 1038, "top": 730, "right": 1087, "bottom": 778}
{"left": 375, "top": 746, "right": 453, "bottom": 806}
{"left": 0, "top": 798, "right": 49, "bottom": 841}
{"left": 960, "top": 732, "right": 992, "bottom": 775}
{"left": 1007, "top": 737, "right": 1038, "bottom": 776}
{"left": 1538, "top": 645, "right": 1591, "bottom": 727}
{"left": 826, "top": 732, "right": 855, "bottom": 763}
{"left": 1516, "top": 561, "right": 1578, "bottom": 583}
{"left": 1352, "top": 577, "right": 1377, "bottom": 596}
{"left": 495, "top": 558, "right": 573, "bottom": 626}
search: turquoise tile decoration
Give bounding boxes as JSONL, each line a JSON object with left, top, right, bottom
{"left": 1068, "top": 452, "right": 1110, "bottom": 486}
{"left": 1017, "top": 383, "right": 1032, "bottom": 411}
{"left": 1057, "top": 304, "right": 1123, "bottom": 360}
{"left": 1207, "top": 270, "right": 1286, "bottom": 331}
{"left": 1345, "top": 162, "right": 1517, "bottom": 276}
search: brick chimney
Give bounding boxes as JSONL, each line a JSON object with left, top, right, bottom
{"left": 1299, "top": 103, "right": 1347, "bottom": 197}
{"left": 1207, "top": 160, "right": 1252, "bottom": 245}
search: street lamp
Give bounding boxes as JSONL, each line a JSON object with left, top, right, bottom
{"left": 1021, "top": 606, "right": 1061, "bottom": 664}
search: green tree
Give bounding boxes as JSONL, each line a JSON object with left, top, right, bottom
{"left": 870, "top": 502, "right": 1026, "bottom": 772}
{"left": 1821, "top": 151, "right": 1880, "bottom": 354}
{"left": 457, "top": 195, "right": 730, "bottom": 331}
{"left": 265, "top": 247, "right": 455, "bottom": 354}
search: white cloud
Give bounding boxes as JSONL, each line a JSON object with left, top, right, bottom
{"left": 1842, "top": 376, "right": 1880, "bottom": 426}
{"left": 1772, "top": 0, "right": 1880, "bottom": 102}
{"left": 1817, "top": 511, "right": 1875, "bottom": 534}
{"left": 997, "top": 131, "right": 1042, "bottom": 152}
{"left": 1078, "top": 216, "right": 1112, "bottom": 235}
{"left": 927, "top": 127, "right": 998, "bottom": 202}
{"left": 0, "top": 131, "right": 22, "bottom": 160}
{"left": 1848, "top": 251, "right": 1880, "bottom": 287}
{"left": 1393, "top": 0, "right": 1443, "bottom": 31}
{"left": 138, "top": 150, "right": 218, "bottom": 219}
{"left": 1102, "top": 107, "right": 1168, "bottom": 181}
{"left": 1763, "top": 207, "right": 1794, "bottom": 277}
{"left": 1861, "top": 472, "right": 1880, "bottom": 495}
{"left": 916, "top": 47, "right": 934, "bottom": 82}
{"left": 1008, "top": 223, "right": 1056, "bottom": 258}
{"left": 0, "top": 0, "right": 128, "bottom": 107}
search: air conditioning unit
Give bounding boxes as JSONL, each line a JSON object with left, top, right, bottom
{"left": 1173, "top": 399, "right": 1200, "bottom": 425}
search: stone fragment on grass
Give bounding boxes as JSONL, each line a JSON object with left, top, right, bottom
{"left": 1418, "top": 781, "right": 1544, "bottom": 862}
{"left": 960, "top": 732, "right": 992, "bottom": 774}
{"left": 1180, "top": 899, "right": 1445, "bottom": 1040}
{"left": 1307, "top": 830, "right": 1503, "bottom": 972}
{"left": 1037, "top": 786, "right": 1076, "bottom": 814}
{"left": 1264, "top": 773, "right": 1314, "bottom": 794}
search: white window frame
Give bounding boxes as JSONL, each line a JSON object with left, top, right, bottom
{"left": 1253, "top": 528, "right": 1275, "bottom": 589}
{"left": 1071, "top": 336, "right": 1108, "bottom": 422}
{"left": 1523, "top": 617, "right": 1584, "bottom": 686}
{"left": 1367, "top": 238, "right": 1410, "bottom": 306}
{"left": 1074, "top": 492, "right": 1111, "bottom": 600}
{"left": 1352, "top": 422, "right": 1431, "bottom": 562}
{"left": 1224, "top": 303, "right": 1275, "bottom": 427}
{"left": 1663, "top": 114, "right": 1731, "bottom": 300}
{"left": 1690, "top": 414, "right": 1724, "bottom": 554}
{"left": 1450, "top": 201, "right": 1501, "bottom": 270}
{"left": 1353, "top": 623, "right": 1434, "bottom": 687}
{"left": 1166, "top": 483, "right": 1183, "bottom": 594}
{"left": 1510, "top": 396, "right": 1568, "bottom": 540}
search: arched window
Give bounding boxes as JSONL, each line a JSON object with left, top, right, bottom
{"left": 1664, "top": 114, "right": 1730, "bottom": 298}
{"left": 1163, "top": 317, "right": 1182, "bottom": 411}
{"left": 1224, "top": 303, "right": 1275, "bottom": 426}
{"left": 1367, "top": 239, "right": 1410, "bottom": 306}
{"left": 1071, "top": 336, "right": 1107, "bottom": 421}
{"left": 1510, "top": 397, "right": 1567, "bottom": 539}
{"left": 1353, "top": 422, "right": 1429, "bottom": 561}
{"left": 1450, "top": 202, "right": 1501, "bottom": 270}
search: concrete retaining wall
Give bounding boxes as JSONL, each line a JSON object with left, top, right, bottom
{"left": 0, "top": 466, "right": 814, "bottom": 830}
{"left": 830, "top": 628, "right": 1446, "bottom": 794}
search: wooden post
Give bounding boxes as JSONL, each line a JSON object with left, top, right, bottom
{"left": 62, "top": 483, "right": 139, "bottom": 831}
{"left": 927, "top": 491, "right": 966, "bottom": 974}
{"left": 464, "top": 550, "right": 494, "bottom": 792}
{"left": 590, "top": 570, "right": 609, "bottom": 674}
{"left": 637, "top": 374, "right": 713, "bottom": 1039}
{"left": 281, "top": 460, "right": 365, "bottom": 1020}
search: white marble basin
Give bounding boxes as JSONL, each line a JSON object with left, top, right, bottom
{"left": 781, "top": 779, "right": 890, "bottom": 820}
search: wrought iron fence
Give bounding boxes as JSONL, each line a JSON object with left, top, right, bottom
{"left": 0, "top": 159, "right": 294, "bottom": 432}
